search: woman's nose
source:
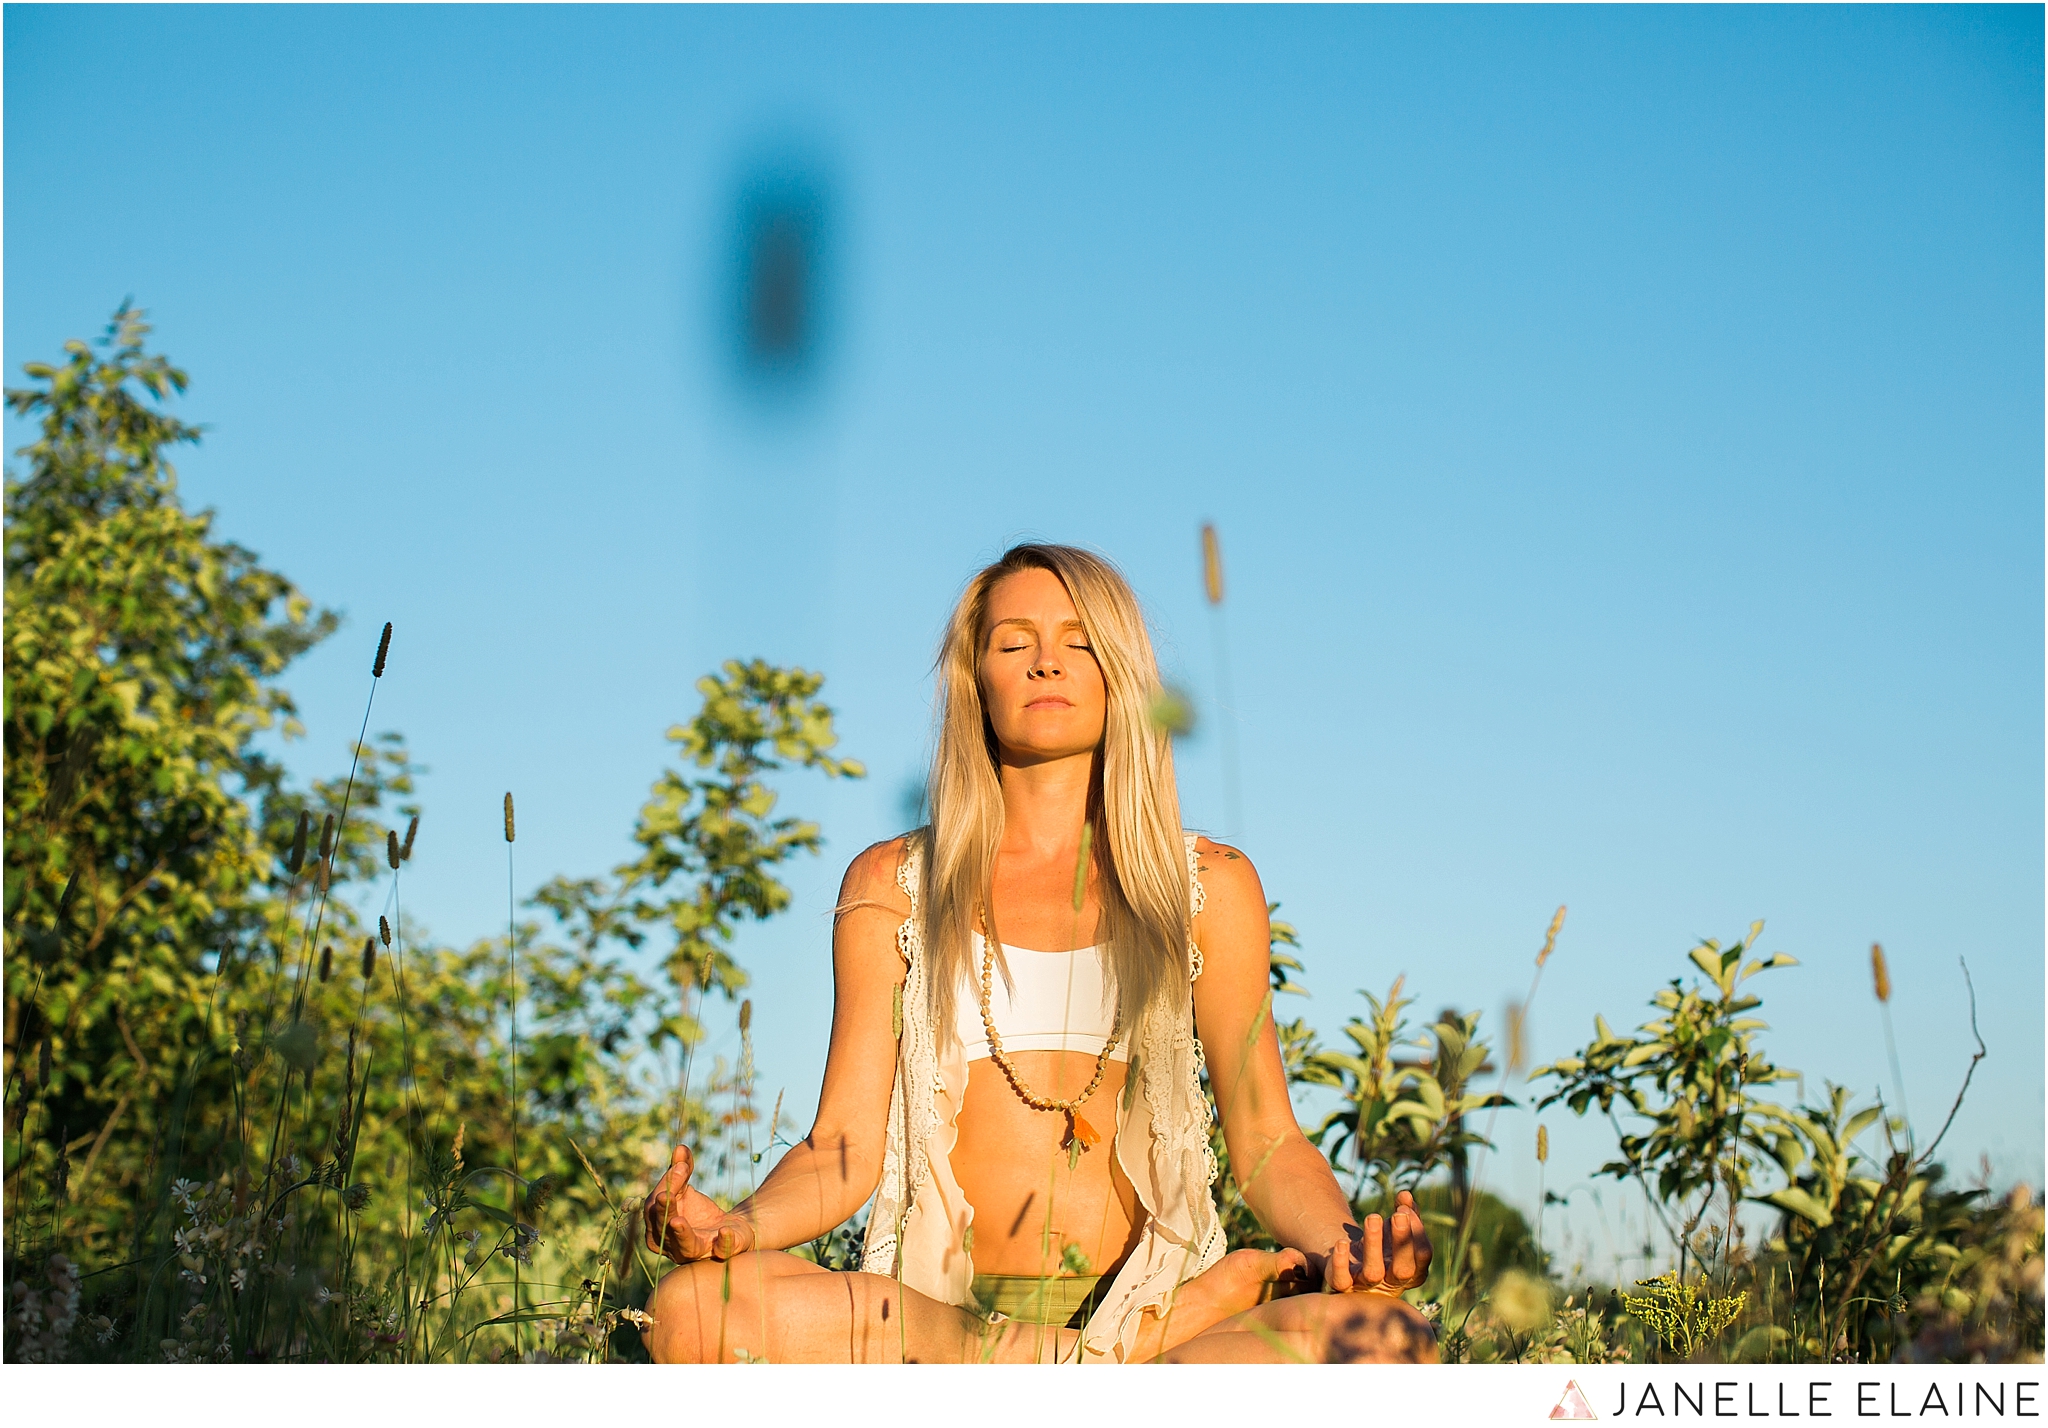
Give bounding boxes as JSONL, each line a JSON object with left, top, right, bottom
{"left": 1029, "top": 657, "right": 1061, "bottom": 679}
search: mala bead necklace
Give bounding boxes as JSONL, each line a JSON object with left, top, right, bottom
{"left": 977, "top": 935, "right": 1122, "bottom": 1162}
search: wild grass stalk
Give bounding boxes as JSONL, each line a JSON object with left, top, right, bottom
{"left": 1870, "top": 943, "right": 1911, "bottom": 1146}
{"left": 503, "top": 789, "right": 522, "bottom": 1357}
{"left": 259, "top": 623, "right": 393, "bottom": 1238}
{"left": 1448, "top": 905, "right": 1565, "bottom": 1309}
{"left": 1199, "top": 523, "right": 1242, "bottom": 838}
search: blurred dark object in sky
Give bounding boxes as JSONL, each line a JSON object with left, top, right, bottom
{"left": 728, "top": 159, "right": 831, "bottom": 394}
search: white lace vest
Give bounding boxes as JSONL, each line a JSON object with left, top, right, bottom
{"left": 859, "top": 831, "right": 1226, "bottom": 1363}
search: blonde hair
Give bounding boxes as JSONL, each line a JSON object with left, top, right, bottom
{"left": 920, "top": 543, "right": 1189, "bottom": 1041}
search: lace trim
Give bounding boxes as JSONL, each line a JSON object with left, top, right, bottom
{"left": 861, "top": 836, "right": 936, "bottom": 1278}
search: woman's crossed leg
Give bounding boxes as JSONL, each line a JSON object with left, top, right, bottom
{"left": 641, "top": 1248, "right": 1436, "bottom": 1364}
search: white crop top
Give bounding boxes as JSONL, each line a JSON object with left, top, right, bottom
{"left": 955, "top": 930, "right": 1130, "bottom": 1063}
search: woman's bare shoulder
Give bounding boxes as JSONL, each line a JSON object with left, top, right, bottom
{"left": 1191, "top": 835, "right": 1267, "bottom": 919}
{"left": 836, "top": 834, "right": 916, "bottom": 923}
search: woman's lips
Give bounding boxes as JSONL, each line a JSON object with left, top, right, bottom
{"left": 1025, "top": 697, "right": 1073, "bottom": 709}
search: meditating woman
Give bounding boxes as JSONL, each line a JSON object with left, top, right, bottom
{"left": 640, "top": 543, "right": 1436, "bottom": 1364}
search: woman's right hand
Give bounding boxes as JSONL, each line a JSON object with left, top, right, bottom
{"left": 642, "top": 1146, "right": 757, "bottom": 1263}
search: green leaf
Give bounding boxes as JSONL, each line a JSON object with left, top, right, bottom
{"left": 1763, "top": 1186, "right": 1835, "bottom": 1227}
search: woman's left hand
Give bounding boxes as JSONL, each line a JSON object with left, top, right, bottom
{"left": 1316, "top": 1190, "right": 1433, "bottom": 1295}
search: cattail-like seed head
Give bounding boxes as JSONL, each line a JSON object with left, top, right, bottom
{"left": 290, "top": 811, "right": 310, "bottom": 875}
{"left": 1536, "top": 1125, "right": 1549, "bottom": 1164}
{"left": 738, "top": 999, "right": 753, "bottom": 1033}
{"left": 503, "top": 793, "right": 515, "bottom": 844}
{"left": 362, "top": 936, "right": 376, "bottom": 981}
{"left": 1537, "top": 905, "right": 1567, "bottom": 968}
{"left": 319, "top": 813, "right": 335, "bottom": 860}
{"left": 386, "top": 830, "right": 399, "bottom": 870}
{"left": 372, "top": 622, "right": 392, "bottom": 678}
{"left": 1071, "top": 823, "right": 1094, "bottom": 914}
{"left": 319, "top": 944, "right": 333, "bottom": 982}
{"left": 1200, "top": 523, "right": 1224, "bottom": 605}
{"left": 379, "top": 915, "right": 391, "bottom": 948}
{"left": 401, "top": 814, "right": 419, "bottom": 862}
{"left": 1871, "top": 943, "right": 1891, "bottom": 1003}
{"left": 316, "top": 858, "right": 331, "bottom": 893}
{"left": 38, "top": 1035, "right": 51, "bottom": 1087}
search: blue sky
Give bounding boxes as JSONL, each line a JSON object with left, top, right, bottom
{"left": 7, "top": 5, "right": 2041, "bottom": 1258}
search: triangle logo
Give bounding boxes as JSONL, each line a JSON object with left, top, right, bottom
{"left": 1550, "top": 1380, "right": 1598, "bottom": 1420}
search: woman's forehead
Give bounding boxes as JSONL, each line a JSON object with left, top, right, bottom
{"left": 983, "top": 567, "right": 1079, "bottom": 629}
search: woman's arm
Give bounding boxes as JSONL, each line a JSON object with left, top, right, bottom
{"left": 1190, "top": 839, "right": 1430, "bottom": 1294}
{"left": 645, "top": 838, "right": 910, "bottom": 1260}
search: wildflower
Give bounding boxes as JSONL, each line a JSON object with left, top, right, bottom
{"left": 618, "top": 1308, "right": 655, "bottom": 1332}
{"left": 279, "top": 1153, "right": 304, "bottom": 1181}
{"left": 229, "top": 1268, "right": 247, "bottom": 1292}
{"left": 343, "top": 1183, "right": 372, "bottom": 1213}
{"left": 171, "top": 1178, "right": 203, "bottom": 1215}
{"left": 460, "top": 1229, "right": 485, "bottom": 1267}
{"left": 87, "top": 1313, "right": 115, "bottom": 1345}
{"left": 372, "top": 621, "right": 392, "bottom": 678}
{"left": 503, "top": 1223, "right": 541, "bottom": 1266}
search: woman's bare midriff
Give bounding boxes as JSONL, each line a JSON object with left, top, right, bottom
{"left": 948, "top": 1049, "right": 1145, "bottom": 1279}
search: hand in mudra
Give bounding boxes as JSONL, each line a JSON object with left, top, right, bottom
{"left": 1317, "top": 1190, "right": 1432, "bottom": 1295}
{"left": 643, "top": 1146, "right": 755, "bottom": 1263}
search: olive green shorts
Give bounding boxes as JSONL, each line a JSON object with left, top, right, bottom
{"left": 970, "top": 1273, "right": 1106, "bottom": 1328}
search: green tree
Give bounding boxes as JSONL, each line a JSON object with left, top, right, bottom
{"left": 3, "top": 306, "right": 337, "bottom": 1255}
{"left": 3, "top": 310, "right": 866, "bottom": 1364}
{"left": 1531, "top": 924, "right": 1800, "bottom": 1281}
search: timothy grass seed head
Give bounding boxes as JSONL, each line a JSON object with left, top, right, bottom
{"left": 1538, "top": 905, "right": 1566, "bottom": 967}
{"left": 1537, "top": 1124, "right": 1549, "bottom": 1164}
{"left": 401, "top": 814, "right": 419, "bottom": 861}
{"left": 1200, "top": 522, "right": 1224, "bottom": 605}
{"left": 373, "top": 621, "right": 392, "bottom": 678}
{"left": 503, "top": 792, "right": 515, "bottom": 844}
{"left": 290, "top": 810, "right": 310, "bottom": 875}
{"left": 378, "top": 916, "right": 391, "bottom": 948}
{"left": 361, "top": 936, "right": 376, "bottom": 981}
{"left": 386, "top": 830, "right": 399, "bottom": 870}
{"left": 319, "top": 812, "right": 335, "bottom": 860}
{"left": 1871, "top": 942, "right": 1892, "bottom": 1003}
{"left": 319, "top": 944, "right": 333, "bottom": 983}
